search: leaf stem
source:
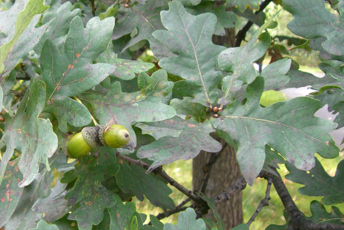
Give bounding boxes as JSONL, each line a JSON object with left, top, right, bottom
{"left": 73, "top": 96, "right": 98, "bottom": 126}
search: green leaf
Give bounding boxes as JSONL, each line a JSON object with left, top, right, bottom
{"left": 199, "top": 194, "right": 224, "bottom": 230}
{"left": 226, "top": 0, "right": 260, "bottom": 11}
{"left": 0, "top": 81, "right": 58, "bottom": 187}
{"left": 286, "top": 158, "right": 344, "bottom": 205}
{"left": 307, "top": 200, "right": 344, "bottom": 225}
{"left": 79, "top": 70, "right": 176, "bottom": 148}
{"left": 112, "top": 2, "right": 169, "bottom": 58}
{"left": 40, "top": 16, "right": 116, "bottom": 132}
{"left": 213, "top": 77, "right": 339, "bottom": 185}
{"left": 107, "top": 195, "right": 144, "bottom": 230}
{"left": 153, "top": 0, "right": 225, "bottom": 105}
{"left": 163, "top": 208, "right": 206, "bottom": 230}
{"left": 186, "top": 2, "right": 236, "bottom": 36}
{"left": 4, "top": 179, "right": 43, "bottom": 229}
{"left": 218, "top": 15, "right": 276, "bottom": 105}
{"left": 143, "top": 215, "right": 164, "bottom": 230}
{"left": 29, "top": 219, "right": 59, "bottom": 230}
{"left": 34, "top": 1, "right": 81, "bottom": 55}
{"left": 137, "top": 117, "right": 222, "bottom": 172}
{"left": 0, "top": 160, "right": 24, "bottom": 227}
{"left": 61, "top": 149, "right": 119, "bottom": 230}
{"left": 233, "top": 7, "right": 265, "bottom": 26}
{"left": 32, "top": 180, "right": 69, "bottom": 222}
{"left": 263, "top": 146, "right": 286, "bottom": 176}
{"left": 231, "top": 224, "right": 249, "bottom": 230}
{"left": 115, "top": 160, "right": 174, "bottom": 211}
{"left": 97, "top": 44, "right": 154, "bottom": 80}
{"left": 284, "top": 0, "right": 344, "bottom": 55}
{"left": 170, "top": 98, "right": 207, "bottom": 122}
{"left": 260, "top": 58, "right": 291, "bottom": 91}
{"left": 0, "top": 0, "right": 49, "bottom": 76}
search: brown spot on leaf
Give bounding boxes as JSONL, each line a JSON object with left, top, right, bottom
{"left": 71, "top": 222, "right": 75, "bottom": 227}
{"left": 80, "top": 79, "right": 84, "bottom": 82}
{"left": 187, "top": 124, "right": 196, "bottom": 127}
{"left": 6, "top": 184, "right": 9, "bottom": 189}
{"left": 76, "top": 53, "right": 81, "bottom": 58}
{"left": 117, "top": 212, "right": 120, "bottom": 218}
{"left": 1, "top": 198, "right": 5, "bottom": 202}
{"left": 68, "top": 65, "right": 72, "bottom": 69}
{"left": 17, "top": 178, "right": 20, "bottom": 183}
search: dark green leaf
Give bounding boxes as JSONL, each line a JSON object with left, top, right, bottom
{"left": 154, "top": 0, "right": 225, "bottom": 105}
{"left": 199, "top": 194, "right": 224, "bottom": 230}
{"left": 143, "top": 215, "right": 164, "bottom": 230}
{"left": 233, "top": 8, "right": 265, "bottom": 26}
{"left": 40, "top": 16, "right": 116, "bottom": 132}
{"left": 137, "top": 117, "right": 222, "bottom": 172}
{"left": 163, "top": 208, "right": 206, "bottom": 230}
{"left": 263, "top": 146, "right": 286, "bottom": 176}
{"left": 307, "top": 200, "right": 344, "bottom": 225}
{"left": 79, "top": 70, "right": 175, "bottom": 148}
{"left": 61, "top": 149, "right": 120, "bottom": 230}
{"left": 29, "top": 219, "right": 59, "bottom": 230}
{"left": 0, "top": 81, "right": 58, "bottom": 187}
{"left": 115, "top": 161, "right": 175, "bottom": 211}
{"left": 170, "top": 98, "right": 207, "bottom": 122}
{"left": 107, "top": 195, "right": 144, "bottom": 230}
{"left": 231, "top": 224, "right": 249, "bottom": 230}
{"left": 284, "top": 0, "right": 344, "bottom": 55}
{"left": 286, "top": 158, "right": 344, "bottom": 205}
{"left": 213, "top": 77, "right": 339, "bottom": 185}
{"left": 0, "top": 160, "right": 24, "bottom": 227}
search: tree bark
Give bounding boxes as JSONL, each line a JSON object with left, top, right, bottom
{"left": 193, "top": 139, "right": 243, "bottom": 229}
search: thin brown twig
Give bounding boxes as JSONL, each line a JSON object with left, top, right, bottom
{"left": 247, "top": 177, "right": 272, "bottom": 227}
{"left": 152, "top": 198, "right": 191, "bottom": 222}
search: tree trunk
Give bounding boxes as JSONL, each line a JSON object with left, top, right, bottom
{"left": 193, "top": 139, "right": 243, "bottom": 229}
{"left": 192, "top": 6, "right": 242, "bottom": 228}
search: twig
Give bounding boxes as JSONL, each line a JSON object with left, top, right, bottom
{"left": 235, "top": 0, "right": 273, "bottom": 47}
{"left": 197, "top": 143, "right": 228, "bottom": 194}
{"left": 213, "top": 175, "right": 247, "bottom": 204}
{"left": 247, "top": 178, "right": 272, "bottom": 227}
{"left": 115, "top": 152, "right": 200, "bottom": 202}
{"left": 153, "top": 198, "right": 191, "bottom": 222}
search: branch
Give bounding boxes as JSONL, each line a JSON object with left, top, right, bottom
{"left": 115, "top": 152, "right": 200, "bottom": 202}
{"left": 247, "top": 178, "right": 272, "bottom": 227}
{"left": 262, "top": 168, "right": 344, "bottom": 230}
{"left": 213, "top": 175, "right": 247, "bottom": 204}
{"left": 153, "top": 198, "right": 191, "bottom": 222}
{"left": 235, "top": 0, "right": 273, "bottom": 47}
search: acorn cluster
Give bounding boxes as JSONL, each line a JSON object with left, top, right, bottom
{"left": 67, "top": 124, "right": 130, "bottom": 158}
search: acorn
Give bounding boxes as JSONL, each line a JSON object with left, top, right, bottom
{"left": 99, "top": 124, "right": 130, "bottom": 148}
{"left": 66, "top": 124, "right": 130, "bottom": 158}
{"left": 67, "top": 132, "right": 92, "bottom": 158}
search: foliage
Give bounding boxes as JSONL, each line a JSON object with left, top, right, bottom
{"left": 0, "top": 0, "right": 344, "bottom": 229}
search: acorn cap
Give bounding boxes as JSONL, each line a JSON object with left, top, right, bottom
{"left": 67, "top": 132, "right": 92, "bottom": 158}
{"left": 99, "top": 124, "right": 130, "bottom": 148}
{"left": 81, "top": 126, "right": 100, "bottom": 148}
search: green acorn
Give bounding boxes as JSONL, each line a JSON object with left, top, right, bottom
{"left": 66, "top": 132, "right": 92, "bottom": 158}
{"left": 66, "top": 124, "right": 130, "bottom": 158}
{"left": 99, "top": 124, "right": 130, "bottom": 148}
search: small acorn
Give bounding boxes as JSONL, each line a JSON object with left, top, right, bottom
{"left": 99, "top": 124, "right": 130, "bottom": 148}
{"left": 67, "top": 132, "right": 92, "bottom": 158}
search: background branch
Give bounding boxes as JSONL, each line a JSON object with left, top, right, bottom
{"left": 235, "top": 0, "right": 273, "bottom": 47}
